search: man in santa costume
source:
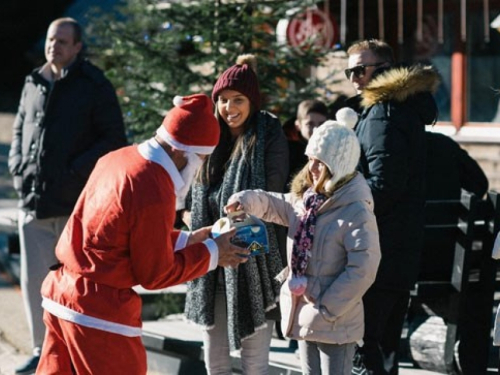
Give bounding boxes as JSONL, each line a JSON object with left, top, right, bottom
{"left": 36, "top": 94, "right": 249, "bottom": 375}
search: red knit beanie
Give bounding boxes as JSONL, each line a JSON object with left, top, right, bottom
{"left": 156, "top": 94, "right": 220, "bottom": 154}
{"left": 212, "top": 54, "right": 261, "bottom": 110}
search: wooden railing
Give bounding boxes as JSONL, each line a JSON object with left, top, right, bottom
{"left": 409, "top": 190, "right": 500, "bottom": 374}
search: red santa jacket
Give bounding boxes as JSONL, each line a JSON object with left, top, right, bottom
{"left": 41, "top": 140, "right": 217, "bottom": 336}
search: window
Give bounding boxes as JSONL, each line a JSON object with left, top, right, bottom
{"left": 467, "top": 11, "right": 500, "bottom": 123}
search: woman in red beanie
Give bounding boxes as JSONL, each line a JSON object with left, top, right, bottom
{"left": 184, "top": 54, "right": 289, "bottom": 374}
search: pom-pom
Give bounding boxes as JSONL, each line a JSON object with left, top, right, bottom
{"left": 236, "top": 54, "right": 258, "bottom": 74}
{"left": 288, "top": 275, "right": 308, "bottom": 296}
{"left": 335, "top": 107, "right": 358, "bottom": 129}
{"left": 173, "top": 95, "right": 184, "bottom": 107}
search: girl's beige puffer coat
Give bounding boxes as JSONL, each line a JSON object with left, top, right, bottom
{"left": 228, "top": 172, "right": 381, "bottom": 344}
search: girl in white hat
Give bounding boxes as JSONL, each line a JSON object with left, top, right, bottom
{"left": 225, "top": 107, "right": 381, "bottom": 375}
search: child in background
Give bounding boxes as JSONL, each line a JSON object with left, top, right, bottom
{"left": 287, "top": 99, "right": 328, "bottom": 186}
{"left": 225, "top": 108, "right": 381, "bottom": 375}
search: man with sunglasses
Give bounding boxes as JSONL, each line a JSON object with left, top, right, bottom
{"left": 345, "top": 39, "right": 440, "bottom": 375}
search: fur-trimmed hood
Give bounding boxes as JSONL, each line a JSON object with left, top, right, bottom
{"left": 361, "top": 64, "right": 441, "bottom": 107}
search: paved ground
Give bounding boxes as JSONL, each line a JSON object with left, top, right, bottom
{"left": 0, "top": 270, "right": 31, "bottom": 375}
{"left": 0, "top": 339, "right": 30, "bottom": 375}
{"left": 0, "top": 114, "right": 33, "bottom": 374}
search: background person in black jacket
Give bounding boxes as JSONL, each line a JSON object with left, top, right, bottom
{"left": 419, "top": 131, "right": 488, "bottom": 282}
{"left": 8, "top": 17, "right": 127, "bottom": 374}
{"left": 345, "top": 39, "right": 440, "bottom": 374}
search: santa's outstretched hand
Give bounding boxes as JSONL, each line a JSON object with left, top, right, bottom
{"left": 213, "top": 227, "right": 249, "bottom": 268}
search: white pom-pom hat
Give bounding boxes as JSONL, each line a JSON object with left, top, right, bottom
{"left": 335, "top": 107, "right": 359, "bottom": 129}
{"left": 156, "top": 94, "right": 220, "bottom": 154}
{"left": 305, "top": 107, "right": 360, "bottom": 191}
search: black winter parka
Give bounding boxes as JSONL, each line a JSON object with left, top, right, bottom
{"left": 8, "top": 58, "right": 127, "bottom": 219}
{"left": 355, "top": 64, "right": 440, "bottom": 291}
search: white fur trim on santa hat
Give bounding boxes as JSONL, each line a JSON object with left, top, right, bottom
{"left": 156, "top": 126, "right": 216, "bottom": 154}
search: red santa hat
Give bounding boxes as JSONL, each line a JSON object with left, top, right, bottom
{"left": 156, "top": 94, "right": 220, "bottom": 154}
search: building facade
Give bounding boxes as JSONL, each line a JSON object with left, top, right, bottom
{"left": 315, "top": 0, "right": 500, "bottom": 191}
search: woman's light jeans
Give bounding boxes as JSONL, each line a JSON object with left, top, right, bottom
{"left": 202, "top": 289, "right": 274, "bottom": 375}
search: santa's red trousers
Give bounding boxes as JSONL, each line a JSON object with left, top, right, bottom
{"left": 36, "top": 311, "right": 147, "bottom": 374}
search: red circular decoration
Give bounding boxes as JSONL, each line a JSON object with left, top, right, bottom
{"left": 286, "top": 8, "right": 338, "bottom": 51}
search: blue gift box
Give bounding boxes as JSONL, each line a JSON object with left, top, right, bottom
{"left": 211, "top": 211, "right": 269, "bottom": 256}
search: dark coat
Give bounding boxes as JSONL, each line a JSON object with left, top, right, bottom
{"left": 420, "top": 131, "right": 488, "bottom": 281}
{"left": 355, "top": 64, "right": 440, "bottom": 291}
{"left": 8, "top": 58, "right": 127, "bottom": 219}
{"left": 425, "top": 131, "right": 488, "bottom": 201}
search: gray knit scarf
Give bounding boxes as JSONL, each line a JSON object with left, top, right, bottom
{"left": 184, "top": 111, "right": 283, "bottom": 351}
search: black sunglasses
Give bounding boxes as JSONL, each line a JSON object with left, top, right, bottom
{"left": 344, "top": 62, "right": 385, "bottom": 79}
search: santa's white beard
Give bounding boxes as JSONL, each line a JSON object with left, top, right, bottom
{"left": 176, "top": 152, "right": 203, "bottom": 210}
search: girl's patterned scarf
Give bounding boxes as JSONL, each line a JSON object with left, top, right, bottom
{"left": 289, "top": 187, "right": 327, "bottom": 295}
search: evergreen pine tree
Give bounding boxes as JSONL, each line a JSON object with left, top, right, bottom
{"left": 88, "top": 0, "right": 342, "bottom": 141}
